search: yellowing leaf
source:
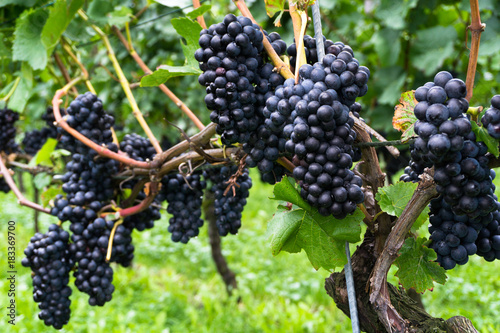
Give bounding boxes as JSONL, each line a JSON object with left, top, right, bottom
{"left": 393, "top": 90, "right": 418, "bottom": 134}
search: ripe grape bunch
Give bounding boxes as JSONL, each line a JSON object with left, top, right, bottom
{"left": 158, "top": 172, "right": 207, "bottom": 243}
{"left": 22, "top": 224, "right": 74, "bottom": 329}
{"left": 22, "top": 106, "right": 60, "bottom": 155}
{"left": 208, "top": 165, "right": 252, "bottom": 236}
{"left": 196, "top": 14, "right": 267, "bottom": 144}
{"left": 280, "top": 55, "right": 366, "bottom": 218}
{"left": 402, "top": 71, "right": 497, "bottom": 219}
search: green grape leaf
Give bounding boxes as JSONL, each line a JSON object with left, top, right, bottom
{"left": 265, "top": 0, "right": 286, "bottom": 25}
{"left": 374, "top": 0, "right": 418, "bottom": 30}
{"left": 41, "top": 186, "right": 64, "bottom": 208}
{"left": 267, "top": 177, "right": 363, "bottom": 270}
{"left": 186, "top": 4, "right": 211, "bottom": 20}
{"left": 411, "top": 205, "right": 430, "bottom": 232}
{"left": 12, "top": 8, "right": 49, "bottom": 70}
{"left": 0, "top": 33, "right": 11, "bottom": 58}
{"left": 141, "top": 17, "right": 202, "bottom": 86}
{"left": 394, "top": 237, "right": 447, "bottom": 293}
{"left": 266, "top": 206, "right": 347, "bottom": 270}
{"left": 33, "top": 173, "right": 52, "bottom": 190}
{"left": 376, "top": 181, "right": 418, "bottom": 217}
{"left": 271, "top": 176, "right": 363, "bottom": 242}
{"left": 30, "top": 138, "right": 58, "bottom": 167}
{"left": 393, "top": 90, "right": 418, "bottom": 143}
{"left": 171, "top": 17, "right": 202, "bottom": 68}
{"left": 8, "top": 63, "right": 34, "bottom": 112}
{"left": 87, "top": 0, "right": 114, "bottom": 25}
{"left": 107, "top": 6, "right": 133, "bottom": 26}
{"left": 41, "top": 0, "right": 84, "bottom": 55}
{"left": 140, "top": 65, "right": 201, "bottom": 87}
{"left": 471, "top": 120, "right": 500, "bottom": 157}
{"left": 413, "top": 26, "right": 457, "bottom": 76}
{"left": 371, "top": 28, "right": 401, "bottom": 66}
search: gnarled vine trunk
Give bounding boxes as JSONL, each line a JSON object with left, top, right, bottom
{"left": 324, "top": 231, "right": 478, "bottom": 333}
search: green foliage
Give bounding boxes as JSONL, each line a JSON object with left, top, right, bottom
{"left": 186, "top": 4, "right": 211, "bottom": 20}
{"left": 29, "top": 138, "right": 58, "bottom": 167}
{"left": 41, "top": 0, "right": 84, "bottom": 54}
{"left": 375, "top": 181, "right": 429, "bottom": 232}
{"left": 376, "top": 181, "right": 417, "bottom": 217}
{"left": 267, "top": 176, "right": 362, "bottom": 270}
{"left": 141, "top": 17, "right": 202, "bottom": 87}
{"left": 394, "top": 237, "right": 447, "bottom": 293}
{"left": 12, "top": 8, "right": 49, "bottom": 70}
{"left": 471, "top": 117, "right": 500, "bottom": 158}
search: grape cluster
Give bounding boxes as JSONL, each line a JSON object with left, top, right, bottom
{"left": 401, "top": 71, "right": 497, "bottom": 219}
{"left": 196, "top": 14, "right": 267, "bottom": 144}
{"left": 428, "top": 196, "right": 479, "bottom": 270}
{"left": 480, "top": 95, "right": 500, "bottom": 139}
{"left": 59, "top": 92, "right": 115, "bottom": 153}
{"left": 50, "top": 92, "right": 120, "bottom": 306}
{"left": 22, "top": 127, "right": 57, "bottom": 155}
{"left": 120, "top": 133, "right": 156, "bottom": 161}
{"left": 207, "top": 165, "right": 252, "bottom": 236}
{"left": 158, "top": 172, "right": 207, "bottom": 243}
{"left": 0, "top": 107, "right": 19, "bottom": 154}
{"left": 475, "top": 209, "right": 500, "bottom": 261}
{"left": 70, "top": 223, "right": 115, "bottom": 306}
{"left": 281, "top": 60, "right": 364, "bottom": 218}
{"left": 22, "top": 107, "right": 60, "bottom": 155}
{"left": 22, "top": 224, "right": 74, "bottom": 329}
{"left": 242, "top": 45, "right": 288, "bottom": 184}
{"left": 287, "top": 37, "right": 369, "bottom": 106}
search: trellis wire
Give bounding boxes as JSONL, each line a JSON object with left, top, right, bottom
{"left": 311, "top": 2, "right": 360, "bottom": 332}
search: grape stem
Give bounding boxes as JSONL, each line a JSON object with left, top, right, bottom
{"left": 192, "top": 0, "right": 207, "bottom": 29}
{"left": 61, "top": 39, "right": 96, "bottom": 94}
{"left": 53, "top": 53, "right": 79, "bottom": 96}
{"left": 111, "top": 26, "right": 206, "bottom": 131}
{"left": 368, "top": 170, "right": 438, "bottom": 332}
{"left": 77, "top": 9, "right": 163, "bottom": 154}
{"left": 465, "top": 0, "right": 485, "bottom": 101}
{"left": 7, "top": 160, "right": 54, "bottom": 175}
{"left": 233, "top": 0, "right": 294, "bottom": 80}
{"left": 118, "top": 147, "right": 241, "bottom": 178}
{"left": 351, "top": 113, "right": 400, "bottom": 158}
{"left": 51, "top": 82, "right": 152, "bottom": 169}
{"left": 290, "top": 4, "right": 308, "bottom": 83}
{"left": 105, "top": 219, "right": 124, "bottom": 262}
{"left": 0, "top": 155, "right": 51, "bottom": 214}
{"left": 107, "top": 181, "right": 160, "bottom": 220}
{"left": 354, "top": 139, "right": 414, "bottom": 148}
{"left": 1, "top": 77, "right": 21, "bottom": 103}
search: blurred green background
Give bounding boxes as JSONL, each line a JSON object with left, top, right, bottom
{"left": 1, "top": 0, "right": 500, "bottom": 332}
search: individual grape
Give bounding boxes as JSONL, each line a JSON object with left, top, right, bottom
{"left": 22, "top": 224, "right": 74, "bottom": 329}
{"left": 207, "top": 165, "right": 252, "bottom": 235}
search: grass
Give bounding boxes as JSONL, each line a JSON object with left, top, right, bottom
{"left": 0, "top": 170, "right": 499, "bottom": 332}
